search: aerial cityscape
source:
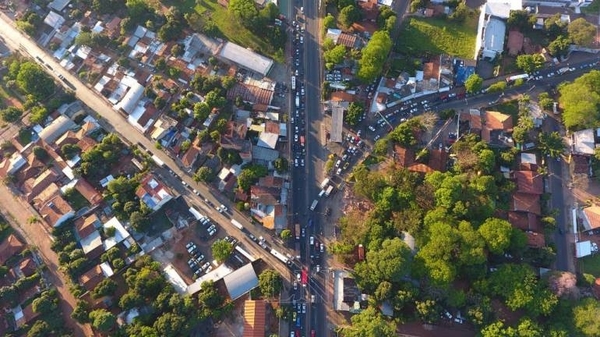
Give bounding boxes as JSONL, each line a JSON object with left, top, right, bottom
{"left": 1, "top": 0, "right": 600, "bottom": 335}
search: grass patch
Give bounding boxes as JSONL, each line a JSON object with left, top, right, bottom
{"left": 395, "top": 15, "right": 479, "bottom": 59}
{"left": 489, "top": 99, "right": 519, "bottom": 120}
{"left": 581, "top": 254, "right": 600, "bottom": 277}
{"left": 164, "top": 0, "right": 284, "bottom": 62}
{"left": 63, "top": 189, "right": 90, "bottom": 211}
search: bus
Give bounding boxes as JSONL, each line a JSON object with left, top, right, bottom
{"left": 270, "top": 248, "right": 290, "bottom": 265}
{"left": 295, "top": 223, "right": 301, "bottom": 240}
{"left": 231, "top": 219, "right": 243, "bottom": 231}
{"left": 291, "top": 76, "right": 296, "bottom": 91}
{"left": 151, "top": 155, "right": 165, "bottom": 167}
{"left": 325, "top": 185, "right": 334, "bottom": 197}
{"left": 300, "top": 135, "right": 305, "bottom": 147}
{"left": 506, "top": 73, "right": 529, "bottom": 83}
{"left": 301, "top": 268, "right": 308, "bottom": 286}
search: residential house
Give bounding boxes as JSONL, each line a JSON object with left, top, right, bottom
{"left": 582, "top": 205, "right": 600, "bottom": 231}
{"left": 508, "top": 211, "right": 542, "bottom": 232}
{"left": 572, "top": 155, "right": 590, "bottom": 174}
{"left": 514, "top": 170, "right": 543, "bottom": 195}
{"left": 21, "top": 167, "right": 61, "bottom": 202}
{"left": 11, "top": 257, "right": 37, "bottom": 279}
{"left": 180, "top": 146, "right": 200, "bottom": 171}
{"left": 74, "top": 178, "right": 103, "bottom": 206}
{"left": 13, "top": 304, "right": 39, "bottom": 329}
{"left": 393, "top": 145, "right": 415, "bottom": 167}
{"left": 507, "top": 30, "right": 524, "bottom": 55}
{"left": 482, "top": 111, "right": 513, "bottom": 143}
{"left": 258, "top": 176, "right": 283, "bottom": 189}
{"left": 32, "top": 183, "right": 75, "bottom": 227}
{"left": 221, "top": 121, "right": 250, "bottom": 152}
{"left": 250, "top": 185, "right": 279, "bottom": 206}
{"left": 13, "top": 153, "right": 46, "bottom": 185}
{"left": 38, "top": 115, "right": 76, "bottom": 144}
{"left": 75, "top": 214, "right": 101, "bottom": 240}
{"left": 526, "top": 231, "right": 546, "bottom": 248}
{"left": 243, "top": 300, "right": 266, "bottom": 337}
{"left": 511, "top": 192, "right": 541, "bottom": 215}
{"left": 0, "top": 152, "right": 27, "bottom": 178}
{"left": 79, "top": 264, "right": 106, "bottom": 292}
{"left": 0, "top": 234, "right": 25, "bottom": 265}
{"left": 104, "top": 17, "right": 122, "bottom": 39}
{"left": 136, "top": 174, "right": 173, "bottom": 211}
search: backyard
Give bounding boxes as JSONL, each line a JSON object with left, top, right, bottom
{"left": 163, "top": 0, "right": 284, "bottom": 62}
{"left": 395, "top": 15, "right": 478, "bottom": 59}
{"left": 581, "top": 254, "right": 600, "bottom": 278}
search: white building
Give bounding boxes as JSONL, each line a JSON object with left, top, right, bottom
{"left": 475, "top": 0, "right": 523, "bottom": 60}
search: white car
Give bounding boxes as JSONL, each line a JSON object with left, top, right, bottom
{"left": 294, "top": 134, "right": 298, "bottom": 142}
{"left": 309, "top": 236, "right": 314, "bottom": 245}
{"left": 374, "top": 135, "right": 381, "bottom": 141}
{"left": 336, "top": 168, "right": 342, "bottom": 175}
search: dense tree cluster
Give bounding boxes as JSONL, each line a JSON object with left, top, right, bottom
{"left": 558, "top": 70, "right": 600, "bottom": 130}
{"left": 237, "top": 164, "right": 268, "bottom": 191}
{"left": 357, "top": 31, "right": 392, "bottom": 83}
{"left": 258, "top": 269, "right": 283, "bottom": 298}
{"left": 79, "top": 133, "right": 125, "bottom": 179}
{"left": 6, "top": 60, "right": 56, "bottom": 100}
{"left": 345, "top": 102, "right": 364, "bottom": 126}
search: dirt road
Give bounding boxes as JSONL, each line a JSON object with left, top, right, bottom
{"left": 0, "top": 184, "right": 92, "bottom": 337}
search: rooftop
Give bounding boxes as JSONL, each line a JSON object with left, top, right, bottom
{"left": 243, "top": 300, "right": 266, "bottom": 337}
{"left": 219, "top": 42, "right": 274, "bottom": 76}
{"left": 223, "top": 263, "right": 259, "bottom": 300}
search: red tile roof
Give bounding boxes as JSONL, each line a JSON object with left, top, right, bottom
{"left": 74, "top": 178, "right": 103, "bottom": 205}
{"left": 511, "top": 192, "right": 541, "bottom": 215}
{"left": 227, "top": 83, "right": 273, "bottom": 105}
{"left": 508, "top": 211, "right": 541, "bottom": 232}
{"left": 394, "top": 145, "right": 415, "bottom": 167}
{"left": 79, "top": 264, "right": 105, "bottom": 291}
{"left": 526, "top": 231, "right": 545, "bottom": 248}
{"left": 514, "top": 170, "right": 543, "bottom": 194}
{"left": 258, "top": 176, "right": 283, "bottom": 188}
{"left": 485, "top": 111, "right": 513, "bottom": 131}
{"left": 330, "top": 91, "right": 356, "bottom": 103}
{"left": 337, "top": 33, "right": 357, "bottom": 48}
{"left": 74, "top": 214, "right": 100, "bottom": 239}
{"left": 427, "top": 149, "right": 448, "bottom": 172}
{"left": 17, "top": 257, "right": 37, "bottom": 277}
{"left": 583, "top": 205, "right": 600, "bottom": 230}
{"left": 573, "top": 155, "right": 589, "bottom": 174}
{"left": 0, "top": 234, "right": 24, "bottom": 265}
{"left": 243, "top": 300, "right": 266, "bottom": 337}
{"left": 181, "top": 146, "right": 200, "bottom": 168}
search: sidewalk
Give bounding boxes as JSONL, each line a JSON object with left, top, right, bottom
{"left": 0, "top": 184, "right": 92, "bottom": 337}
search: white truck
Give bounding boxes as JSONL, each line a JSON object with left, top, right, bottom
{"left": 295, "top": 95, "right": 300, "bottom": 107}
{"left": 557, "top": 67, "right": 570, "bottom": 75}
{"left": 310, "top": 199, "right": 319, "bottom": 211}
{"left": 319, "top": 178, "right": 330, "bottom": 189}
{"left": 325, "top": 185, "right": 334, "bottom": 197}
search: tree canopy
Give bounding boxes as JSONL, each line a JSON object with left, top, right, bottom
{"left": 516, "top": 54, "right": 546, "bottom": 74}
{"left": 558, "top": 70, "right": 600, "bottom": 130}
{"left": 464, "top": 74, "right": 483, "bottom": 94}
{"left": 357, "top": 31, "right": 392, "bottom": 83}
{"left": 342, "top": 307, "right": 396, "bottom": 337}
{"left": 345, "top": 102, "right": 364, "bottom": 126}
{"left": 15, "top": 61, "right": 56, "bottom": 99}
{"left": 258, "top": 269, "right": 282, "bottom": 298}
{"left": 568, "top": 18, "right": 596, "bottom": 47}
{"left": 212, "top": 239, "right": 234, "bottom": 263}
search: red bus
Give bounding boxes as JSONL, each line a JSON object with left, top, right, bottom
{"left": 300, "top": 135, "right": 305, "bottom": 147}
{"left": 301, "top": 268, "right": 308, "bottom": 287}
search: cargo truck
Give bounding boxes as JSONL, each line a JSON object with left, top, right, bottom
{"left": 295, "top": 223, "right": 301, "bottom": 240}
{"left": 310, "top": 199, "right": 318, "bottom": 211}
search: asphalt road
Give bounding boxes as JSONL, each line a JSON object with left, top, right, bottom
{"left": 0, "top": 13, "right": 298, "bottom": 288}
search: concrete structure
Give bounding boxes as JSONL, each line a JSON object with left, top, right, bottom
{"left": 331, "top": 106, "right": 344, "bottom": 143}
{"left": 135, "top": 174, "right": 173, "bottom": 211}
{"left": 219, "top": 42, "right": 274, "bottom": 76}
{"left": 38, "top": 115, "right": 76, "bottom": 144}
{"left": 223, "top": 263, "right": 259, "bottom": 300}
{"left": 475, "top": 0, "right": 522, "bottom": 60}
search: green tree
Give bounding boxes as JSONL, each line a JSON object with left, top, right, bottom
{"left": 464, "top": 74, "right": 483, "bottom": 94}
{"left": 193, "top": 102, "right": 211, "bottom": 121}
{"left": 27, "top": 321, "right": 52, "bottom": 337}
{"left": 354, "top": 238, "right": 412, "bottom": 291}
{"left": 323, "top": 44, "right": 347, "bottom": 66}
{"left": 29, "top": 105, "right": 48, "bottom": 125}
{"left": 573, "top": 297, "right": 600, "bottom": 336}
{"left": 323, "top": 13, "right": 336, "bottom": 30}
{"left": 194, "top": 166, "right": 215, "bottom": 183}
{"left": 545, "top": 14, "right": 568, "bottom": 39}
{"left": 343, "top": 307, "right": 396, "bottom": 337}
{"left": 32, "top": 290, "right": 58, "bottom": 314}
{"left": 516, "top": 54, "right": 546, "bottom": 74}
{"left": 0, "top": 107, "right": 23, "bottom": 123}
{"left": 89, "top": 308, "right": 116, "bottom": 332}
{"left": 71, "top": 300, "right": 91, "bottom": 323}
{"left": 357, "top": 30, "right": 392, "bottom": 83}
{"left": 32, "top": 146, "right": 49, "bottom": 161}
{"left": 507, "top": 10, "right": 533, "bottom": 31}
{"left": 478, "top": 218, "right": 514, "bottom": 255}
{"left": 61, "top": 144, "right": 81, "bottom": 160}
{"left": 212, "top": 239, "right": 234, "bottom": 263}
{"left": 229, "top": 0, "right": 258, "bottom": 21}
{"left": 558, "top": 70, "right": 600, "bottom": 130}
{"left": 373, "top": 137, "right": 389, "bottom": 155}
{"left": 130, "top": 211, "right": 150, "bottom": 232}
{"left": 345, "top": 102, "right": 363, "bottom": 126}
{"left": 339, "top": 5, "right": 361, "bottom": 29}
{"left": 568, "top": 18, "right": 596, "bottom": 46}
{"left": 548, "top": 35, "right": 570, "bottom": 57}
{"left": 280, "top": 229, "right": 292, "bottom": 241}
{"left": 258, "top": 269, "right": 282, "bottom": 298}
{"left": 274, "top": 157, "right": 288, "bottom": 173}
{"left": 91, "top": 278, "right": 118, "bottom": 299}
{"left": 538, "top": 131, "right": 565, "bottom": 158}
{"left": 16, "top": 62, "right": 55, "bottom": 99}
{"left": 487, "top": 81, "right": 507, "bottom": 93}
{"left": 237, "top": 165, "right": 268, "bottom": 191}
{"left": 415, "top": 299, "right": 439, "bottom": 323}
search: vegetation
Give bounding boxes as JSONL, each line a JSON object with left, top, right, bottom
{"left": 516, "top": 54, "right": 545, "bottom": 74}
{"left": 558, "top": 70, "right": 600, "bottom": 130}
{"left": 237, "top": 164, "right": 268, "bottom": 192}
{"left": 345, "top": 102, "right": 364, "bottom": 126}
{"left": 193, "top": 166, "right": 215, "bottom": 183}
{"left": 7, "top": 60, "right": 56, "bottom": 100}
{"left": 396, "top": 16, "right": 478, "bottom": 59}
{"left": 464, "top": 74, "right": 483, "bottom": 94}
{"left": 258, "top": 269, "right": 282, "bottom": 298}
{"left": 212, "top": 239, "right": 234, "bottom": 263}
{"left": 568, "top": 18, "right": 597, "bottom": 47}
{"left": 358, "top": 31, "right": 392, "bottom": 83}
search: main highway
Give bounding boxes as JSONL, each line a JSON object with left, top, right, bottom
{"left": 0, "top": 13, "right": 299, "bottom": 286}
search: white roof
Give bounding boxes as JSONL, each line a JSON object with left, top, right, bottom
{"left": 573, "top": 129, "right": 596, "bottom": 155}
{"left": 80, "top": 230, "right": 102, "bottom": 254}
{"left": 223, "top": 263, "right": 259, "bottom": 300}
{"left": 186, "top": 264, "right": 233, "bottom": 295}
{"left": 38, "top": 115, "right": 76, "bottom": 143}
{"left": 44, "top": 11, "right": 65, "bottom": 29}
{"left": 257, "top": 132, "right": 279, "bottom": 149}
{"left": 6, "top": 153, "right": 26, "bottom": 175}
{"left": 102, "top": 217, "right": 129, "bottom": 250}
{"left": 484, "top": 0, "right": 522, "bottom": 18}
{"left": 164, "top": 264, "right": 188, "bottom": 294}
{"left": 483, "top": 18, "right": 506, "bottom": 53}
{"left": 576, "top": 240, "right": 592, "bottom": 258}
{"left": 521, "top": 152, "right": 537, "bottom": 164}
{"left": 48, "top": 0, "right": 71, "bottom": 11}
{"left": 219, "top": 42, "right": 274, "bottom": 76}
{"left": 114, "top": 76, "right": 145, "bottom": 114}
{"left": 99, "top": 261, "right": 114, "bottom": 277}
{"left": 331, "top": 106, "right": 344, "bottom": 143}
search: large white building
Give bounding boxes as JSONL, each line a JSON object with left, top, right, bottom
{"left": 475, "top": 0, "right": 522, "bottom": 60}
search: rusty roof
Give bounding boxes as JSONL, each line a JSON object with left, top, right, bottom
{"left": 74, "top": 178, "right": 103, "bottom": 205}
{"left": 243, "top": 300, "right": 266, "bottom": 337}
{"left": 526, "top": 231, "right": 546, "bottom": 248}
{"left": 508, "top": 211, "right": 542, "bottom": 232}
{"left": 0, "top": 234, "right": 24, "bottom": 265}
{"left": 511, "top": 192, "right": 541, "bottom": 215}
{"left": 394, "top": 145, "right": 415, "bottom": 167}
{"left": 583, "top": 205, "right": 600, "bottom": 230}
{"left": 514, "top": 170, "right": 543, "bottom": 194}
{"left": 507, "top": 30, "right": 524, "bottom": 56}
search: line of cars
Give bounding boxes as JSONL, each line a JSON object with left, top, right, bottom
{"left": 292, "top": 19, "right": 307, "bottom": 169}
